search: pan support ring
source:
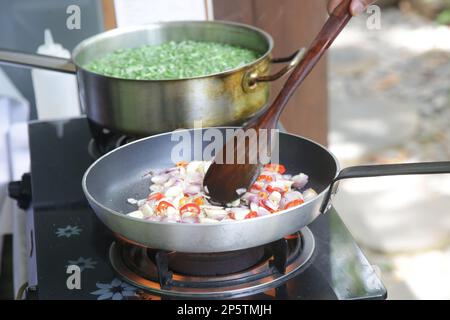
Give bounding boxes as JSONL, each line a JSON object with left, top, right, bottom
{"left": 109, "top": 227, "right": 315, "bottom": 299}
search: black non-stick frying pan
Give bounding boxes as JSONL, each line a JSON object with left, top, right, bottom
{"left": 82, "top": 128, "right": 450, "bottom": 253}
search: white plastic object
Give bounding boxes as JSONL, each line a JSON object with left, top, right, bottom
{"left": 31, "top": 29, "right": 80, "bottom": 120}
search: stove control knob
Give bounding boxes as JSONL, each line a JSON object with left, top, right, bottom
{"left": 8, "top": 173, "right": 32, "bottom": 210}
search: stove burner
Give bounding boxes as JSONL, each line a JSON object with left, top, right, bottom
{"left": 167, "top": 246, "right": 266, "bottom": 276}
{"left": 87, "top": 120, "right": 138, "bottom": 159}
{"left": 109, "top": 228, "right": 315, "bottom": 299}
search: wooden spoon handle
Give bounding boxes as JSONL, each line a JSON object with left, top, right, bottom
{"left": 255, "top": 0, "right": 353, "bottom": 129}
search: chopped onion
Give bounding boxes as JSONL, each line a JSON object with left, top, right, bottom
{"left": 230, "top": 208, "right": 250, "bottom": 221}
{"left": 164, "top": 186, "right": 183, "bottom": 198}
{"left": 182, "top": 216, "right": 200, "bottom": 224}
{"left": 204, "top": 208, "right": 228, "bottom": 220}
{"left": 183, "top": 184, "right": 202, "bottom": 195}
{"left": 128, "top": 161, "right": 316, "bottom": 224}
{"left": 127, "top": 210, "right": 143, "bottom": 219}
{"left": 199, "top": 217, "right": 220, "bottom": 224}
{"left": 268, "top": 191, "right": 282, "bottom": 205}
{"left": 257, "top": 206, "right": 271, "bottom": 217}
{"left": 140, "top": 203, "right": 154, "bottom": 217}
{"left": 302, "top": 188, "right": 318, "bottom": 201}
{"left": 151, "top": 174, "right": 170, "bottom": 185}
{"left": 263, "top": 199, "right": 278, "bottom": 211}
{"left": 145, "top": 215, "right": 162, "bottom": 222}
{"left": 281, "top": 191, "right": 303, "bottom": 208}
{"left": 292, "top": 173, "right": 309, "bottom": 189}
{"left": 149, "top": 184, "right": 163, "bottom": 192}
{"left": 161, "top": 217, "right": 179, "bottom": 223}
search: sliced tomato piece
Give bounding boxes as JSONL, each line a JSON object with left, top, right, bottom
{"left": 250, "top": 183, "right": 263, "bottom": 192}
{"left": 193, "top": 197, "right": 204, "bottom": 206}
{"left": 179, "top": 203, "right": 201, "bottom": 216}
{"left": 176, "top": 161, "right": 189, "bottom": 167}
{"left": 284, "top": 199, "right": 304, "bottom": 209}
{"left": 178, "top": 196, "right": 189, "bottom": 207}
{"left": 147, "top": 192, "right": 164, "bottom": 202}
{"left": 264, "top": 164, "right": 286, "bottom": 174}
{"left": 257, "top": 175, "right": 273, "bottom": 183}
{"left": 157, "top": 200, "right": 175, "bottom": 213}
{"left": 258, "top": 191, "right": 269, "bottom": 200}
{"left": 266, "top": 185, "right": 285, "bottom": 194}
{"left": 245, "top": 211, "right": 258, "bottom": 219}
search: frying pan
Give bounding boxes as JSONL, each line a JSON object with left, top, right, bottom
{"left": 82, "top": 128, "right": 450, "bottom": 253}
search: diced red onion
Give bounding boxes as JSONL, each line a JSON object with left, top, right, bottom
{"left": 151, "top": 174, "right": 170, "bottom": 185}
{"left": 263, "top": 199, "right": 278, "bottom": 211}
{"left": 257, "top": 206, "right": 271, "bottom": 217}
{"left": 183, "top": 184, "right": 202, "bottom": 195}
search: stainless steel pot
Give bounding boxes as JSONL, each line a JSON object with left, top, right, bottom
{"left": 0, "top": 21, "right": 304, "bottom": 136}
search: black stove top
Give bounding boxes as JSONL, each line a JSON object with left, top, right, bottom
{"left": 23, "top": 117, "right": 387, "bottom": 300}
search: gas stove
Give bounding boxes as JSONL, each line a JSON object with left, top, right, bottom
{"left": 13, "top": 117, "right": 387, "bottom": 300}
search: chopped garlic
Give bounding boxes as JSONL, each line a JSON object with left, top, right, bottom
{"left": 164, "top": 186, "right": 183, "bottom": 198}
{"left": 204, "top": 208, "right": 228, "bottom": 219}
{"left": 269, "top": 191, "right": 282, "bottom": 205}
{"left": 140, "top": 204, "right": 154, "bottom": 217}
{"left": 232, "top": 208, "right": 251, "bottom": 221}
{"left": 127, "top": 198, "right": 138, "bottom": 205}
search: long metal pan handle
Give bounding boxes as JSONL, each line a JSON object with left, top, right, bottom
{"left": 320, "top": 161, "right": 450, "bottom": 213}
{"left": 0, "top": 48, "right": 76, "bottom": 74}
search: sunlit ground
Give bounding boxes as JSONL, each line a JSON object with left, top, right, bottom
{"left": 328, "top": 8, "right": 450, "bottom": 299}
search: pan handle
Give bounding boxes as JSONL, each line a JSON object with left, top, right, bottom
{"left": 0, "top": 48, "right": 76, "bottom": 74}
{"left": 320, "top": 161, "right": 450, "bottom": 213}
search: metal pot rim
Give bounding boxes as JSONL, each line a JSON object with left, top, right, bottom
{"left": 72, "top": 20, "right": 274, "bottom": 82}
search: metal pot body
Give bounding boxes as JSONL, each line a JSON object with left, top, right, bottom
{"left": 73, "top": 21, "right": 274, "bottom": 136}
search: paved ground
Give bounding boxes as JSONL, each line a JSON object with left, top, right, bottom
{"left": 328, "top": 8, "right": 450, "bottom": 299}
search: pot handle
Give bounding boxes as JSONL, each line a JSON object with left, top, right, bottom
{"left": 320, "top": 161, "right": 450, "bottom": 213}
{"left": 0, "top": 48, "right": 76, "bottom": 74}
{"left": 244, "top": 48, "right": 306, "bottom": 90}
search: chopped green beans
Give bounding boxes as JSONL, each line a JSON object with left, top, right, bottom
{"left": 84, "top": 41, "right": 260, "bottom": 80}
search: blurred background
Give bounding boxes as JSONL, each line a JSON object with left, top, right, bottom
{"left": 329, "top": 0, "right": 450, "bottom": 299}
{"left": 0, "top": 0, "right": 449, "bottom": 300}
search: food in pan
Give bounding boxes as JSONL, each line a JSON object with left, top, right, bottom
{"left": 84, "top": 41, "right": 259, "bottom": 80}
{"left": 126, "top": 161, "right": 317, "bottom": 224}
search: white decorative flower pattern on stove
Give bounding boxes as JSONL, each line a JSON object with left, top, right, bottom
{"left": 55, "top": 225, "right": 82, "bottom": 238}
{"left": 90, "top": 278, "right": 137, "bottom": 300}
{"left": 67, "top": 257, "right": 98, "bottom": 271}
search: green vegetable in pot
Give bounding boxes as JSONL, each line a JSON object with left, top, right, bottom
{"left": 84, "top": 40, "right": 260, "bottom": 80}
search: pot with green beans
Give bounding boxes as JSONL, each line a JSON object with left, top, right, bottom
{"left": 0, "top": 21, "right": 304, "bottom": 136}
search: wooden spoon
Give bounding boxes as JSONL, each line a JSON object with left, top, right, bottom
{"left": 204, "top": 0, "right": 353, "bottom": 205}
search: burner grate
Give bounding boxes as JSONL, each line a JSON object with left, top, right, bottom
{"left": 109, "top": 227, "right": 315, "bottom": 299}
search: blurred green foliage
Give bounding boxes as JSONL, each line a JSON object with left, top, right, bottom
{"left": 436, "top": 8, "right": 450, "bottom": 24}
